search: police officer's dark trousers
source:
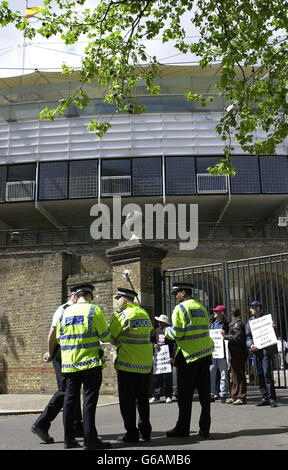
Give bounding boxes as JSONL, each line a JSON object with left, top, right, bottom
{"left": 117, "top": 370, "right": 152, "bottom": 439}
{"left": 34, "top": 358, "right": 82, "bottom": 433}
{"left": 63, "top": 366, "right": 102, "bottom": 446}
{"left": 175, "top": 352, "right": 211, "bottom": 434}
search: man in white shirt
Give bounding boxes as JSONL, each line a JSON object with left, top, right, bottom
{"left": 31, "top": 286, "right": 83, "bottom": 444}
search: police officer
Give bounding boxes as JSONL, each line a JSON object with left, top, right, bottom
{"left": 56, "top": 283, "right": 111, "bottom": 449}
{"left": 110, "top": 287, "right": 153, "bottom": 443}
{"left": 31, "top": 286, "right": 83, "bottom": 444}
{"left": 164, "top": 282, "right": 214, "bottom": 438}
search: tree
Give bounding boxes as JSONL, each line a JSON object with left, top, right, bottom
{"left": 1, "top": 0, "right": 288, "bottom": 175}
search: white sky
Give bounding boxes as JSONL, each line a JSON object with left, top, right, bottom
{"left": 0, "top": 0, "right": 200, "bottom": 78}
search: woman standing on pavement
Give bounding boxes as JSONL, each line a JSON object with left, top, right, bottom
{"left": 222, "top": 307, "right": 248, "bottom": 405}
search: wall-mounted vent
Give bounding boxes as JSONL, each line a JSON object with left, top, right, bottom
{"left": 197, "top": 174, "right": 228, "bottom": 194}
{"left": 101, "top": 176, "right": 131, "bottom": 196}
{"left": 6, "top": 181, "right": 35, "bottom": 201}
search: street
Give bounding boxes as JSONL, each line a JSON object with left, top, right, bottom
{"left": 0, "top": 387, "right": 287, "bottom": 452}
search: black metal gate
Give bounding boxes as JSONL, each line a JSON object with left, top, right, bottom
{"left": 162, "top": 253, "right": 288, "bottom": 388}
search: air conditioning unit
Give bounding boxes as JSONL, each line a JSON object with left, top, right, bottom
{"left": 6, "top": 181, "right": 35, "bottom": 201}
{"left": 101, "top": 176, "right": 131, "bottom": 196}
{"left": 197, "top": 174, "right": 228, "bottom": 194}
{"left": 278, "top": 216, "right": 288, "bottom": 227}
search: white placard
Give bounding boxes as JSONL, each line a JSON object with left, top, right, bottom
{"left": 249, "top": 314, "right": 277, "bottom": 349}
{"left": 153, "top": 344, "right": 172, "bottom": 375}
{"left": 209, "top": 329, "right": 224, "bottom": 359}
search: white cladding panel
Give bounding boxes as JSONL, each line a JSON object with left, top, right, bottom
{"left": 0, "top": 112, "right": 286, "bottom": 164}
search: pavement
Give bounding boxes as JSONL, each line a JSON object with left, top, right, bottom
{"left": 0, "top": 387, "right": 288, "bottom": 452}
{"left": 0, "top": 392, "right": 119, "bottom": 415}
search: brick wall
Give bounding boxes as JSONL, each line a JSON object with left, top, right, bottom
{"left": 0, "top": 251, "right": 80, "bottom": 393}
{"left": 0, "top": 238, "right": 287, "bottom": 394}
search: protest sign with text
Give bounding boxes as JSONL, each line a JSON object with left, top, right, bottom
{"left": 249, "top": 314, "right": 277, "bottom": 349}
{"left": 152, "top": 344, "right": 172, "bottom": 375}
{"left": 209, "top": 329, "right": 224, "bottom": 359}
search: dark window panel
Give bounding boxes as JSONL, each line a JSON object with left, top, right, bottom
{"left": 39, "top": 162, "right": 68, "bottom": 200}
{"left": 0, "top": 166, "right": 7, "bottom": 202}
{"left": 230, "top": 156, "right": 260, "bottom": 194}
{"left": 69, "top": 160, "right": 98, "bottom": 199}
{"left": 7, "top": 164, "right": 36, "bottom": 182}
{"left": 101, "top": 159, "right": 131, "bottom": 176}
{"left": 260, "top": 156, "right": 288, "bottom": 193}
{"left": 166, "top": 156, "right": 196, "bottom": 195}
{"left": 196, "top": 156, "right": 220, "bottom": 174}
{"left": 132, "top": 157, "right": 162, "bottom": 196}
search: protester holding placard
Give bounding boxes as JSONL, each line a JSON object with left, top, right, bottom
{"left": 150, "top": 315, "right": 176, "bottom": 404}
{"left": 209, "top": 305, "right": 230, "bottom": 403}
{"left": 245, "top": 300, "right": 278, "bottom": 408}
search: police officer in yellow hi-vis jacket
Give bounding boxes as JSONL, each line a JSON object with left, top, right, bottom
{"left": 110, "top": 287, "right": 153, "bottom": 443}
{"left": 56, "top": 283, "right": 111, "bottom": 450}
{"left": 165, "top": 282, "right": 214, "bottom": 438}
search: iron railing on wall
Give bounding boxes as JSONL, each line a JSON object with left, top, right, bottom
{"left": 0, "top": 222, "right": 286, "bottom": 248}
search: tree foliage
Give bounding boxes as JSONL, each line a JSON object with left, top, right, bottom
{"left": 1, "top": 0, "right": 288, "bottom": 174}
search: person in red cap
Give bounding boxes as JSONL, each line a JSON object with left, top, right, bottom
{"left": 209, "top": 305, "right": 230, "bottom": 403}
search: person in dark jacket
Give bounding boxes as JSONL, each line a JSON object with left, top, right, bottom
{"left": 209, "top": 305, "right": 230, "bottom": 403}
{"left": 150, "top": 315, "right": 176, "bottom": 403}
{"left": 222, "top": 308, "right": 248, "bottom": 405}
{"left": 245, "top": 300, "right": 277, "bottom": 407}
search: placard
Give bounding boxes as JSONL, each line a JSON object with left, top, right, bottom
{"left": 249, "top": 314, "right": 277, "bottom": 349}
{"left": 209, "top": 329, "right": 224, "bottom": 359}
{"left": 152, "top": 344, "right": 172, "bottom": 375}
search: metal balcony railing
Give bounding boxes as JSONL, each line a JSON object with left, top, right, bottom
{"left": 101, "top": 176, "right": 131, "bottom": 196}
{"left": 197, "top": 174, "right": 229, "bottom": 194}
{"left": 6, "top": 181, "right": 35, "bottom": 201}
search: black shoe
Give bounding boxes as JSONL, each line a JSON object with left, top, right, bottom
{"left": 31, "top": 424, "right": 54, "bottom": 444}
{"left": 140, "top": 435, "right": 151, "bottom": 442}
{"left": 199, "top": 430, "right": 210, "bottom": 438}
{"left": 256, "top": 399, "right": 270, "bottom": 407}
{"left": 64, "top": 439, "right": 81, "bottom": 449}
{"left": 166, "top": 428, "right": 189, "bottom": 438}
{"left": 210, "top": 396, "right": 215, "bottom": 402}
{"left": 220, "top": 397, "right": 227, "bottom": 403}
{"left": 117, "top": 433, "right": 139, "bottom": 443}
{"left": 83, "top": 439, "right": 112, "bottom": 450}
{"left": 270, "top": 399, "right": 278, "bottom": 408}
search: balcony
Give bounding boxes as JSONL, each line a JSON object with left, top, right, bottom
{"left": 101, "top": 176, "right": 131, "bottom": 196}
{"left": 6, "top": 181, "right": 35, "bottom": 201}
{"left": 197, "top": 174, "right": 229, "bottom": 194}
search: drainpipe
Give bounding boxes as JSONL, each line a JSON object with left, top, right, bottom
{"left": 208, "top": 175, "right": 231, "bottom": 238}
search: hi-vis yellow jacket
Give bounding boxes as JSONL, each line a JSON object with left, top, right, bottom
{"left": 110, "top": 303, "right": 153, "bottom": 374}
{"left": 165, "top": 298, "right": 214, "bottom": 363}
{"left": 56, "top": 302, "right": 110, "bottom": 373}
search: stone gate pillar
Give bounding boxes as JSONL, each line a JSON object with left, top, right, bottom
{"left": 106, "top": 240, "right": 167, "bottom": 319}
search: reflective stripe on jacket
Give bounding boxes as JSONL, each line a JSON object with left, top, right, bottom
{"left": 165, "top": 298, "right": 214, "bottom": 363}
{"left": 110, "top": 303, "right": 153, "bottom": 374}
{"left": 56, "top": 302, "right": 110, "bottom": 373}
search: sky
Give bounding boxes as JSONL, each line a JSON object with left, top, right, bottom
{"left": 0, "top": 0, "right": 199, "bottom": 78}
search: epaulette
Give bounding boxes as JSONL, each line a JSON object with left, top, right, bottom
{"left": 116, "top": 305, "right": 127, "bottom": 314}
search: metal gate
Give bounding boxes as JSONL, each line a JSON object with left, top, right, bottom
{"left": 162, "top": 253, "right": 288, "bottom": 388}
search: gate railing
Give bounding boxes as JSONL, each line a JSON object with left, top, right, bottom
{"left": 163, "top": 253, "right": 288, "bottom": 388}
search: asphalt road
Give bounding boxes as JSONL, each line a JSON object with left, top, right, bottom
{"left": 0, "top": 388, "right": 287, "bottom": 454}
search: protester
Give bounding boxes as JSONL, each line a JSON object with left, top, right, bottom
{"left": 209, "top": 305, "right": 230, "bottom": 403}
{"left": 246, "top": 301, "right": 277, "bottom": 407}
{"left": 222, "top": 308, "right": 248, "bottom": 405}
